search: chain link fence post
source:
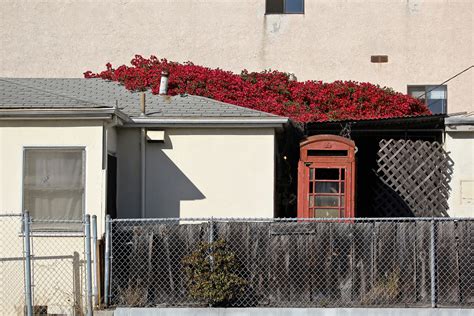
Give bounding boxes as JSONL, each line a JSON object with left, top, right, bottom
{"left": 23, "top": 211, "right": 33, "bottom": 316}
{"left": 91, "top": 215, "right": 98, "bottom": 308}
{"left": 209, "top": 217, "right": 214, "bottom": 272}
{"left": 84, "top": 215, "right": 93, "bottom": 316}
{"left": 104, "top": 214, "right": 111, "bottom": 307}
{"left": 103, "top": 217, "right": 473, "bottom": 308}
{"left": 430, "top": 218, "right": 437, "bottom": 308}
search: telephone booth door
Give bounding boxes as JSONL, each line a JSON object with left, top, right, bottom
{"left": 297, "top": 135, "right": 356, "bottom": 218}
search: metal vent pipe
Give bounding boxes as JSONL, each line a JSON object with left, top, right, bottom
{"left": 159, "top": 71, "right": 169, "bottom": 95}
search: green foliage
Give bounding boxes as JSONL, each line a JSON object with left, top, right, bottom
{"left": 182, "top": 239, "right": 247, "bottom": 306}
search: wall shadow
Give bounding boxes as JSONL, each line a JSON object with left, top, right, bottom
{"left": 145, "top": 142, "right": 205, "bottom": 218}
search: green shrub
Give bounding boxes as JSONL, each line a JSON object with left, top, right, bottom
{"left": 182, "top": 239, "right": 247, "bottom": 306}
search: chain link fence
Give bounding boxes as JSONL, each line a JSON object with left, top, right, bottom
{"left": 107, "top": 217, "right": 474, "bottom": 308}
{"left": 0, "top": 213, "right": 95, "bottom": 316}
{"left": 0, "top": 214, "right": 25, "bottom": 315}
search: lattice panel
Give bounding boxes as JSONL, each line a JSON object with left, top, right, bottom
{"left": 374, "top": 139, "right": 453, "bottom": 217}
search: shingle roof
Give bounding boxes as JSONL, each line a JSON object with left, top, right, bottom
{"left": 0, "top": 78, "right": 284, "bottom": 121}
{"left": 445, "top": 112, "right": 474, "bottom": 125}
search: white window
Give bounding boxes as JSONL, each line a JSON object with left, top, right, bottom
{"left": 23, "top": 147, "right": 85, "bottom": 231}
{"left": 266, "top": 0, "right": 304, "bottom": 14}
{"left": 408, "top": 85, "right": 447, "bottom": 114}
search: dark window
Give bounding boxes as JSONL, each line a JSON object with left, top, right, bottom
{"left": 408, "top": 85, "right": 447, "bottom": 114}
{"left": 266, "top": 0, "right": 304, "bottom": 14}
{"left": 308, "top": 150, "right": 348, "bottom": 157}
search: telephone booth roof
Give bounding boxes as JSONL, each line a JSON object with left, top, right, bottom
{"left": 300, "top": 134, "right": 355, "bottom": 148}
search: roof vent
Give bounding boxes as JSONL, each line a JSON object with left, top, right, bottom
{"left": 159, "top": 71, "right": 169, "bottom": 95}
{"left": 371, "top": 55, "right": 388, "bottom": 63}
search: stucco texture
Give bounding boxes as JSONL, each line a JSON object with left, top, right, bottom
{"left": 0, "top": 0, "right": 472, "bottom": 113}
{"left": 0, "top": 120, "right": 107, "bottom": 231}
{"left": 116, "top": 128, "right": 276, "bottom": 219}
{"left": 445, "top": 131, "right": 474, "bottom": 217}
{"left": 0, "top": 120, "right": 107, "bottom": 315}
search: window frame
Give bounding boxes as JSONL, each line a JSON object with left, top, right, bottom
{"left": 22, "top": 146, "right": 86, "bottom": 233}
{"left": 265, "top": 0, "right": 305, "bottom": 15}
{"left": 407, "top": 84, "right": 448, "bottom": 114}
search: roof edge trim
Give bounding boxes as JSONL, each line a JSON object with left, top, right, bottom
{"left": 0, "top": 108, "right": 119, "bottom": 120}
{"left": 128, "top": 117, "right": 289, "bottom": 126}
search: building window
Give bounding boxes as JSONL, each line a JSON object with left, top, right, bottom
{"left": 23, "top": 147, "right": 85, "bottom": 231}
{"left": 266, "top": 0, "right": 304, "bottom": 14}
{"left": 408, "top": 85, "right": 447, "bottom": 114}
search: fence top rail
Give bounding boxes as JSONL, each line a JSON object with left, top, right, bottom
{"left": 0, "top": 213, "right": 23, "bottom": 217}
{"left": 110, "top": 216, "right": 474, "bottom": 223}
{"left": 29, "top": 218, "right": 84, "bottom": 223}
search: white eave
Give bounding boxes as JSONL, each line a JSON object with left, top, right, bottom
{"left": 445, "top": 111, "right": 474, "bottom": 131}
{"left": 126, "top": 116, "right": 289, "bottom": 128}
{"left": 0, "top": 108, "right": 130, "bottom": 122}
{"left": 0, "top": 107, "right": 288, "bottom": 128}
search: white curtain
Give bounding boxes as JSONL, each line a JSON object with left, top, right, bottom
{"left": 24, "top": 149, "right": 84, "bottom": 230}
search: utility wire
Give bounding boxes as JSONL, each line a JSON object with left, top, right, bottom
{"left": 415, "top": 65, "right": 474, "bottom": 100}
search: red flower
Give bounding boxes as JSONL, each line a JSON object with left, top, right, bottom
{"left": 84, "top": 55, "right": 430, "bottom": 122}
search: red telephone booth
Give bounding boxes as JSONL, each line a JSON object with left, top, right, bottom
{"left": 297, "top": 135, "right": 356, "bottom": 218}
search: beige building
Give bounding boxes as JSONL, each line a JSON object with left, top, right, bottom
{"left": 0, "top": 78, "right": 286, "bottom": 223}
{"left": 0, "top": 0, "right": 472, "bottom": 114}
{"left": 0, "top": 78, "right": 286, "bottom": 314}
{"left": 445, "top": 113, "right": 474, "bottom": 217}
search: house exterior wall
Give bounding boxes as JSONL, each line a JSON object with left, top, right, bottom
{"left": 445, "top": 130, "right": 474, "bottom": 217}
{"left": 0, "top": 0, "right": 472, "bottom": 114}
{"left": 116, "top": 127, "right": 276, "bottom": 218}
{"left": 0, "top": 120, "right": 107, "bottom": 232}
{"left": 0, "top": 120, "right": 108, "bottom": 314}
{"left": 107, "top": 125, "right": 118, "bottom": 155}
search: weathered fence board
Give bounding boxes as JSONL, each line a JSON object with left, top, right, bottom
{"left": 352, "top": 222, "right": 375, "bottom": 304}
{"left": 437, "top": 221, "right": 460, "bottom": 305}
{"left": 458, "top": 221, "right": 474, "bottom": 304}
{"left": 415, "top": 221, "right": 432, "bottom": 306}
{"left": 110, "top": 219, "right": 472, "bottom": 308}
{"left": 396, "top": 222, "right": 417, "bottom": 304}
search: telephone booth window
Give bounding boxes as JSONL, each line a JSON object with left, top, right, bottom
{"left": 298, "top": 135, "right": 356, "bottom": 218}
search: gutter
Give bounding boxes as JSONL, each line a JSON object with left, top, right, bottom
{"left": 0, "top": 108, "right": 130, "bottom": 123}
{"left": 127, "top": 117, "right": 289, "bottom": 128}
{"left": 0, "top": 108, "right": 286, "bottom": 127}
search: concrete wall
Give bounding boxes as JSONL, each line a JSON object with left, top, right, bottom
{"left": 0, "top": 120, "right": 107, "bottom": 232}
{"left": 445, "top": 130, "right": 474, "bottom": 217}
{"left": 116, "top": 127, "right": 275, "bottom": 218}
{"left": 0, "top": 0, "right": 472, "bottom": 114}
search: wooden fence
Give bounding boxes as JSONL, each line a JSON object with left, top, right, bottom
{"left": 109, "top": 218, "right": 473, "bottom": 308}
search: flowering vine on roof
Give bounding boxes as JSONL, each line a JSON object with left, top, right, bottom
{"left": 84, "top": 55, "right": 430, "bottom": 122}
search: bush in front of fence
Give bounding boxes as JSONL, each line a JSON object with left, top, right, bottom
{"left": 182, "top": 239, "right": 247, "bottom": 307}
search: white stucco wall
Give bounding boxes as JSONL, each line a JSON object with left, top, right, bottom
{"left": 0, "top": 120, "right": 108, "bottom": 314}
{"left": 0, "top": 120, "right": 107, "bottom": 231}
{"left": 445, "top": 130, "right": 474, "bottom": 217}
{"left": 107, "top": 125, "right": 118, "bottom": 155}
{"left": 0, "top": 0, "right": 472, "bottom": 114}
{"left": 116, "top": 127, "right": 276, "bottom": 218}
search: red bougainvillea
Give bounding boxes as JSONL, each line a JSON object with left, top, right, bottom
{"left": 84, "top": 55, "right": 430, "bottom": 122}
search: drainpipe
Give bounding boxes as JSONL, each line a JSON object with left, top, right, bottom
{"left": 140, "top": 92, "right": 146, "bottom": 218}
